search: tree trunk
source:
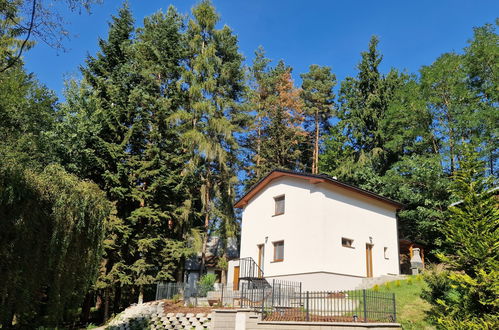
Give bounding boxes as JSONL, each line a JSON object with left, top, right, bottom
{"left": 199, "top": 230, "right": 209, "bottom": 278}
{"left": 80, "top": 292, "right": 93, "bottom": 324}
{"left": 138, "top": 285, "right": 144, "bottom": 304}
{"left": 113, "top": 285, "right": 122, "bottom": 314}
{"left": 256, "top": 114, "right": 262, "bottom": 173}
{"left": 313, "top": 110, "right": 320, "bottom": 174}
{"left": 199, "top": 176, "right": 211, "bottom": 277}
{"left": 103, "top": 288, "right": 110, "bottom": 323}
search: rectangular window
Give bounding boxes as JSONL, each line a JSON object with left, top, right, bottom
{"left": 384, "top": 247, "right": 389, "bottom": 259}
{"left": 273, "top": 241, "right": 284, "bottom": 262}
{"left": 274, "top": 195, "right": 285, "bottom": 215}
{"left": 342, "top": 237, "right": 354, "bottom": 248}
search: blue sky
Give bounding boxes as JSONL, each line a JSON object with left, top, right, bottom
{"left": 24, "top": 0, "right": 498, "bottom": 98}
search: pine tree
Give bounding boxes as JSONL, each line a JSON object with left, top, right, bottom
{"left": 300, "top": 65, "right": 336, "bottom": 173}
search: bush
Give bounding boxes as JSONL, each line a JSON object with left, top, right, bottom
{"left": 197, "top": 273, "right": 217, "bottom": 297}
{"left": 422, "top": 149, "right": 499, "bottom": 328}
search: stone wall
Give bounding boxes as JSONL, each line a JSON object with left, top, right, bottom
{"left": 107, "top": 301, "right": 212, "bottom": 330}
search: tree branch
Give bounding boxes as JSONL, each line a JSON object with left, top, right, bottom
{"left": 0, "top": 0, "right": 37, "bottom": 73}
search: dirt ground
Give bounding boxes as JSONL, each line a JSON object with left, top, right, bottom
{"left": 159, "top": 299, "right": 234, "bottom": 314}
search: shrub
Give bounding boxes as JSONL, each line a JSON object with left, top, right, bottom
{"left": 197, "top": 273, "right": 217, "bottom": 297}
{"left": 171, "top": 293, "right": 181, "bottom": 303}
{"left": 422, "top": 149, "right": 499, "bottom": 328}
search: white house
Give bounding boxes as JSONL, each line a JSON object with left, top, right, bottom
{"left": 227, "top": 169, "right": 404, "bottom": 291}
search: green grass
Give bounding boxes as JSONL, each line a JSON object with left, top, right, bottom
{"left": 375, "top": 276, "right": 435, "bottom": 330}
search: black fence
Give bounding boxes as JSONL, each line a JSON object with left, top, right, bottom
{"left": 261, "top": 289, "right": 396, "bottom": 323}
{"left": 156, "top": 281, "right": 397, "bottom": 323}
{"left": 239, "top": 279, "right": 301, "bottom": 309}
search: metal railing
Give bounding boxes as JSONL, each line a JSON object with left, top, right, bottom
{"left": 261, "top": 289, "right": 396, "bottom": 323}
{"left": 156, "top": 280, "right": 397, "bottom": 323}
{"left": 239, "top": 257, "right": 264, "bottom": 279}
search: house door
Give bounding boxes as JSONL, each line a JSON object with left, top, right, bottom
{"left": 233, "top": 266, "right": 240, "bottom": 290}
{"left": 366, "top": 244, "right": 373, "bottom": 277}
{"left": 257, "top": 244, "right": 264, "bottom": 277}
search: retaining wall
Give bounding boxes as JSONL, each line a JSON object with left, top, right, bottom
{"left": 212, "top": 309, "right": 402, "bottom": 330}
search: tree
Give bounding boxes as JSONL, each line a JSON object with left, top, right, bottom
{"left": 58, "top": 3, "right": 199, "bottom": 313}
{"left": 420, "top": 52, "right": 473, "bottom": 174}
{"left": 169, "top": 0, "right": 246, "bottom": 275}
{"left": 244, "top": 58, "right": 305, "bottom": 187}
{"left": 422, "top": 147, "right": 498, "bottom": 328}
{"left": 0, "top": 0, "right": 102, "bottom": 72}
{"left": 244, "top": 46, "right": 271, "bottom": 181}
{"left": 463, "top": 20, "right": 499, "bottom": 175}
{"left": 300, "top": 64, "right": 336, "bottom": 174}
{"left": 0, "top": 162, "right": 112, "bottom": 327}
{"left": 324, "top": 36, "right": 412, "bottom": 184}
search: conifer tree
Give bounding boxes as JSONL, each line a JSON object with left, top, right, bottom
{"left": 423, "top": 147, "right": 498, "bottom": 328}
{"left": 300, "top": 65, "right": 336, "bottom": 173}
{"left": 59, "top": 3, "right": 196, "bottom": 312}
{"left": 172, "top": 0, "right": 246, "bottom": 275}
{"left": 245, "top": 57, "right": 305, "bottom": 186}
{"left": 245, "top": 46, "right": 272, "bottom": 181}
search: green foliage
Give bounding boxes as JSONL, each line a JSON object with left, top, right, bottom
{"left": 422, "top": 148, "right": 499, "bottom": 328}
{"left": 300, "top": 64, "right": 336, "bottom": 173}
{"left": 244, "top": 50, "right": 306, "bottom": 186}
{"left": 197, "top": 273, "right": 217, "bottom": 297}
{"left": 58, "top": 3, "right": 196, "bottom": 310}
{"left": 0, "top": 162, "right": 112, "bottom": 327}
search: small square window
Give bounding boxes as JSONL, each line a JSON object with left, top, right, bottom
{"left": 342, "top": 237, "right": 354, "bottom": 248}
{"left": 384, "top": 247, "right": 389, "bottom": 259}
{"left": 274, "top": 195, "right": 285, "bottom": 215}
{"left": 273, "top": 241, "right": 284, "bottom": 261}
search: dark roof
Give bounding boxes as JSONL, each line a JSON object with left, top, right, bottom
{"left": 234, "top": 169, "right": 405, "bottom": 209}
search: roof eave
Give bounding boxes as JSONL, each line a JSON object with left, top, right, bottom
{"left": 234, "top": 169, "right": 405, "bottom": 210}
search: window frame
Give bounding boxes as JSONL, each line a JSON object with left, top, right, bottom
{"left": 341, "top": 237, "right": 354, "bottom": 248}
{"left": 273, "top": 240, "right": 284, "bottom": 262}
{"left": 273, "top": 195, "right": 285, "bottom": 216}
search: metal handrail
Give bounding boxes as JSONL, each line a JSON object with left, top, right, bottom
{"left": 239, "top": 257, "right": 264, "bottom": 279}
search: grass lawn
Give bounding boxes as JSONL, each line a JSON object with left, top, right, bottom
{"left": 374, "top": 275, "right": 435, "bottom": 329}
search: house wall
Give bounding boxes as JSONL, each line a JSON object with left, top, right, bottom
{"left": 238, "top": 177, "right": 400, "bottom": 291}
{"left": 240, "top": 177, "right": 327, "bottom": 276}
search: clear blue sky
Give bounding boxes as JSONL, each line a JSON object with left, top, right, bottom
{"left": 24, "top": 0, "right": 498, "bottom": 98}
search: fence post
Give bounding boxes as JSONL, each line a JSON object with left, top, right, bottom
{"left": 221, "top": 283, "right": 224, "bottom": 307}
{"left": 261, "top": 286, "right": 265, "bottom": 317}
{"left": 299, "top": 282, "right": 302, "bottom": 306}
{"left": 271, "top": 279, "right": 275, "bottom": 307}
{"left": 363, "top": 289, "right": 367, "bottom": 322}
{"left": 392, "top": 293, "right": 397, "bottom": 322}
{"left": 306, "top": 291, "right": 310, "bottom": 321}
{"left": 241, "top": 282, "right": 245, "bottom": 308}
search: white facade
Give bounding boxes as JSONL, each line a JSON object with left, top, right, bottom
{"left": 230, "top": 174, "right": 401, "bottom": 291}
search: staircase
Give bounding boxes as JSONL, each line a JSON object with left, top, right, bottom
{"left": 237, "top": 257, "right": 271, "bottom": 289}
